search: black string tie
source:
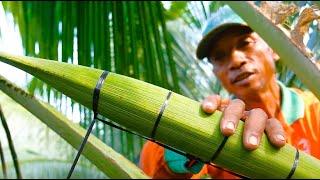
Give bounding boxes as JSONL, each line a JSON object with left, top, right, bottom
{"left": 150, "top": 91, "right": 172, "bottom": 140}
{"left": 210, "top": 136, "right": 229, "bottom": 162}
{"left": 67, "top": 71, "right": 109, "bottom": 179}
{"left": 286, "top": 148, "right": 299, "bottom": 179}
{"left": 65, "top": 76, "right": 247, "bottom": 179}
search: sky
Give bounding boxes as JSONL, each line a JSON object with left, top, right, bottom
{"left": 0, "top": 3, "right": 28, "bottom": 88}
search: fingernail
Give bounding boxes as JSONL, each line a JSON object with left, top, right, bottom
{"left": 248, "top": 135, "right": 258, "bottom": 146}
{"left": 204, "top": 102, "right": 214, "bottom": 110}
{"left": 225, "top": 121, "right": 235, "bottom": 131}
{"left": 276, "top": 134, "right": 285, "bottom": 141}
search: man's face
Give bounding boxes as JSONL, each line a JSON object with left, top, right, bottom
{"left": 208, "top": 27, "right": 279, "bottom": 98}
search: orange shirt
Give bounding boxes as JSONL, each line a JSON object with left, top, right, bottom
{"left": 139, "top": 82, "right": 320, "bottom": 178}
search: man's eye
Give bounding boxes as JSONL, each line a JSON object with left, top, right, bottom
{"left": 238, "top": 39, "right": 255, "bottom": 48}
{"left": 213, "top": 53, "right": 226, "bottom": 61}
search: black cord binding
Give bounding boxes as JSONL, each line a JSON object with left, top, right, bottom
{"left": 95, "top": 115, "right": 246, "bottom": 179}
{"left": 93, "top": 71, "right": 109, "bottom": 117}
{"left": 150, "top": 91, "right": 172, "bottom": 139}
{"left": 210, "top": 136, "right": 229, "bottom": 162}
{"left": 67, "top": 71, "right": 109, "bottom": 179}
{"left": 95, "top": 88, "right": 246, "bottom": 178}
{"left": 66, "top": 72, "right": 246, "bottom": 179}
{"left": 286, "top": 148, "right": 299, "bottom": 179}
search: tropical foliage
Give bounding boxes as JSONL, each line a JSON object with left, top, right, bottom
{"left": 0, "top": 1, "right": 319, "bottom": 178}
{"left": 1, "top": 52, "right": 320, "bottom": 178}
{"left": 0, "top": 73, "right": 148, "bottom": 179}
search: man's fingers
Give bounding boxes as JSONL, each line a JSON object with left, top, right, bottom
{"left": 218, "top": 98, "right": 230, "bottom": 112}
{"left": 243, "top": 108, "right": 267, "bottom": 151}
{"left": 201, "top": 95, "right": 221, "bottom": 113}
{"left": 265, "top": 118, "right": 286, "bottom": 148}
{"left": 241, "top": 111, "right": 250, "bottom": 121}
{"left": 220, "top": 99, "right": 245, "bottom": 136}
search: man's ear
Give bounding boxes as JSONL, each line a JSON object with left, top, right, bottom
{"left": 273, "top": 52, "right": 280, "bottom": 62}
{"left": 265, "top": 41, "right": 280, "bottom": 62}
{"left": 271, "top": 49, "right": 280, "bottom": 62}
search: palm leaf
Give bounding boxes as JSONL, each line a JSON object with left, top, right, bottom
{"left": 0, "top": 90, "right": 107, "bottom": 179}
{"left": 1, "top": 159, "right": 105, "bottom": 179}
{"left": 1, "top": 2, "right": 230, "bottom": 163}
{"left": 1, "top": 2, "right": 186, "bottom": 162}
{"left": 0, "top": 52, "right": 319, "bottom": 178}
{"left": 0, "top": 72, "right": 148, "bottom": 179}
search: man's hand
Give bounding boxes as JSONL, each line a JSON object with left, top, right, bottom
{"left": 201, "top": 95, "right": 286, "bottom": 150}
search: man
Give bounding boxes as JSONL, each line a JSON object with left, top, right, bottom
{"left": 139, "top": 5, "right": 320, "bottom": 179}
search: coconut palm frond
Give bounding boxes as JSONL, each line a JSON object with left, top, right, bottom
{"left": 0, "top": 53, "right": 320, "bottom": 178}
{"left": 0, "top": 73, "right": 148, "bottom": 179}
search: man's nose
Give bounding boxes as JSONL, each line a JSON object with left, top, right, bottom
{"left": 228, "top": 50, "right": 247, "bottom": 70}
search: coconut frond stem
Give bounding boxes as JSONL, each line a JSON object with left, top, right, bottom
{"left": 0, "top": 73, "right": 148, "bottom": 179}
{"left": 0, "top": 52, "right": 319, "bottom": 178}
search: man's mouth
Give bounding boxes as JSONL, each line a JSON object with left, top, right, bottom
{"left": 231, "top": 72, "right": 255, "bottom": 84}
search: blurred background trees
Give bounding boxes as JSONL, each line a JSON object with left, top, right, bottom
{"left": 0, "top": 1, "right": 319, "bottom": 178}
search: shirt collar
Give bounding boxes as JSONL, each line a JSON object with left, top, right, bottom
{"left": 278, "top": 81, "right": 305, "bottom": 125}
{"left": 230, "top": 81, "right": 304, "bottom": 124}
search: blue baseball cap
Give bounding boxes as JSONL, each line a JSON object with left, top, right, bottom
{"left": 196, "top": 5, "right": 252, "bottom": 59}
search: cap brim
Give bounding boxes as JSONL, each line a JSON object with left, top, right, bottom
{"left": 196, "top": 23, "right": 252, "bottom": 60}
